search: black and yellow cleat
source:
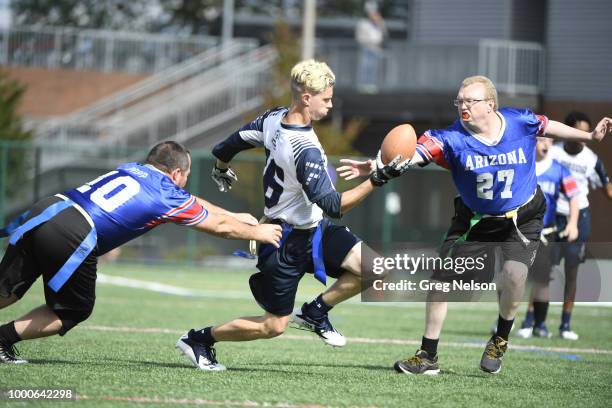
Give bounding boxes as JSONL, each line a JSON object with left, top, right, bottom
{"left": 480, "top": 336, "right": 508, "bottom": 374}
{"left": 394, "top": 349, "right": 440, "bottom": 375}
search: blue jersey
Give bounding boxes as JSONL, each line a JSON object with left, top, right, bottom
{"left": 65, "top": 163, "right": 207, "bottom": 255}
{"left": 536, "top": 158, "right": 578, "bottom": 227}
{"left": 415, "top": 108, "right": 548, "bottom": 215}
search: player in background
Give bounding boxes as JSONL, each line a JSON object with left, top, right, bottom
{"left": 515, "top": 136, "right": 579, "bottom": 339}
{"left": 547, "top": 111, "right": 612, "bottom": 340}
{"left": 0, "top": 141, "right": 282, "bottom": 364}
{"left": 337, "top": 76, "right": 611, "bottom": 374}
{"left": 176, "top": 59, "right": 404, "bottom": 371}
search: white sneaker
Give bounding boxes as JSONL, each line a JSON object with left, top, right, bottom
{"left": 175, "top": 331, "right": 226, "bottom": 371}
{"left": 0, "top": 342, "right": 27, "bottom": 364}
{"left": 560, "top": 330, "right": 579, "bottom": 340}
{"left": 291, "top": 304, "right": 347, "bottom": 347}
{"left": 516, "top": 327, "right": 533, "bottom": 339}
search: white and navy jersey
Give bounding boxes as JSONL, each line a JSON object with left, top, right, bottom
{"left": 64, "top": 163, "right": 208, "bottom": 254}
{"left": 536, "top": 157, "right": 578, "bottom": 227}
{"left": 213, "top": 107, "right": 340, "bottom": 227}
{"left": 549, "top": 143, "right": 609, "bottom": 215}
{"left": 415, "top": 108, "right": 548, "bottom": 215}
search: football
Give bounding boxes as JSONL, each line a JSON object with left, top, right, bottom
{"left": 380, "top": 124, "right": 417, "bottom": 164}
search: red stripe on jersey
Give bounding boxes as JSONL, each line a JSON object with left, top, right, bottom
{"left": 417, "top": 134, "right": 450, "bottom": 169}
{"left": 182, "top": 208, "right": 208, "bottom": 226}
{"left": 536, "top": 114, "right": 549, "bottom": 136}
{"left": 164, "top": 196, "right": 196, "bottom": 218}
{"left": 561, "top": 175, "right": 579, "bottom": 198}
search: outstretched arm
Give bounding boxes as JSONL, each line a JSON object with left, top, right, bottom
{"left": 194, "top": 196, "right": 258, "bottom": 225}
{"left": 545, "top": 118, "right": 612, "bottom": 142}
{"left": 193, "top": 212, "right": 282, "bottom": 247}
{"left": 211, "top": 109, "right": 282, "bottom": 192}
{"left": 336, "top": 153, "right": 424, "bottom": 181}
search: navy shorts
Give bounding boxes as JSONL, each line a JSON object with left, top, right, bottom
{"left": 250, "top": 218, "right": 361, "bottom": 316}
{"left": 432, "top": 188, "right": 545, "bottom": 283}
{"left": 0, "top": 196, "right": 97, "bottom": 334}
{"left": 551, "top": 209, "right": 590, "bottom": 268}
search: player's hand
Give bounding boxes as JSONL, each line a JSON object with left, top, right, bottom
{"left": 211, "top": 165, "right": 238, "bottom": 192}
{"left": 591, "top": 117, "right": 612, "bottom": 142}
{"left": 337, "top": 158, "right": 375, "bottom": 180}
{"left": 369, "top": 150, "right": 411, "bottom": 186}
{"left": 254, "top": 223, "right": 283, "bottom": 248}
{"left": 232, "top": 213, "right": 258, "bottom": 225}
{"left": 561, "top": 224, "right": 579, "bottom": 242}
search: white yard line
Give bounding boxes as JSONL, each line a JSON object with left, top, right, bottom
{"left": 97, "top": 273, "right": 612, "bottom": 309}
{"left": 82, "top": 324, "right": 612, "bottom": 355}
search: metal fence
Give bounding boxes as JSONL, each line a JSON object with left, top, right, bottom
{"left": 29, "top": 45, "right": 276, "bottom": 176}
{"left": 0, "top": 25, "right": 226, "bottom": 74}
{"left": 318, "top": 38, "right": 545, "bottom": 95}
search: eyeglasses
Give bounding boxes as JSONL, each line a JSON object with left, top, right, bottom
{"left": 453, "top": 98, "right": 487, "bottom": 107}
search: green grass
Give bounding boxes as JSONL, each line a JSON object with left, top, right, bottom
{"left": 1, "top": 262, "right": 611, "bottom": 407}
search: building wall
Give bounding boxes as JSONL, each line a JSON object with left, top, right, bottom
{"left": 544, "top": 0, "right": 612, "bottom": 101}
{"left": 3, "top": 66, "right": 147, "bottom": 118}
{"left": 411, "top": 0, "right": 512, "bottom": 44}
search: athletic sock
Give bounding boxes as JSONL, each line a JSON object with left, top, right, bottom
{"left": 523, "top": 309, "right": 535, "bottom": 327}
{"left": 496, "top": 315, "right": 514, "bottom": 341}
{"left": 560, "top": 311, "right": 571, "bottom": 331}
{"left": 303, "top": 294, "right": 333, "bottom": 320}
{"left": 533, "top": 302, "right": 549, "bottom": 327}
{"left": 189, "top": 326, "right": 215, "bottom": 345}
{"left": 0, "top": 321, "right": 21, "bottom": 346}
{"left": 421, "top": 336, "right": 438, "bottom": 358}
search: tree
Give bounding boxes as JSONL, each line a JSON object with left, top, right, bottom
{"left": 0, "top": 71, "right": 32, "bottom": 199}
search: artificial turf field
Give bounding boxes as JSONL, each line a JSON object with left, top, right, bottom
{"left": 1, "top": 262, "right": 611, "bottom": 407}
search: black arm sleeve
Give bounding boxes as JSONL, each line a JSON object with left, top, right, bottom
{"left": 295, "top": 147, "right": 343, "bottom": 218}
{"left": 212, "top": 107, "right": 286, "bottom": 162}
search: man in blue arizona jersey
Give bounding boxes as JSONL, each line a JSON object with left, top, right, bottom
{"left": 176, "top": 59, "right": 403, "bottom": 371}
{"left": 0, "top": 141, "right": 282, "bottom": 364}
{"left": 514, "top": 136, "right": 579, "bottom": 340}
{"left": 339, "top": 75, "right": 612, "bottom": 375}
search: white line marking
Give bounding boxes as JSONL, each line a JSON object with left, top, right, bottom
{"left": 82, "top": 325, "right": 612, "bottom": 355}
{"left": 97, "top": 273, "right": 612, "bottom": 308}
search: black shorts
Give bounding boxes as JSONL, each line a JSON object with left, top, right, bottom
{"left": 432, "top": 188, "right": 545, "bottom": 283}
{"left": 0, "top": 196, "right": 97, "bottom": 332}
{"left": 529, "top": 232, "right": 555, "bottom": 284}
{"left": 250, "top": 218, "right": 361, "bottom": 316}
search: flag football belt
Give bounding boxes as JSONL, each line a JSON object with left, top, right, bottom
{"left": 1, "top": 194, "right": 97, "bottom": 293}
{"left": 540, "top": 226, "right": 557, "bottom": 246}
{"left": 453, "top": 191, "right": 537, "bottom": 251}
{"left": 249, "top": 216, "right": 328, "bottom": 286}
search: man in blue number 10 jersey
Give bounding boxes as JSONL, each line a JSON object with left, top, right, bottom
{"left": 0, "top": 141, "right": 282, "bottom": 364}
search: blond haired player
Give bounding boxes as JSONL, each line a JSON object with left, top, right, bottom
{"left": 176, "top": 59, "right": 406, "bottom": 370}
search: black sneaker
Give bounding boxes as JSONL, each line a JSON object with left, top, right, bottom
{"left": 394, "top": 350, "right": 440, "bottom": 375}
{"left": 175, "top": 331, "right": 226, "bottom": 371}
{"left": 291, "top": 303, "right": 346, "bottom": 347}
{"left": 0, "top": 341, "right": 27, "bottom": 364}
{"left": 480, "top": 336, "right": 508, "bottom": 374}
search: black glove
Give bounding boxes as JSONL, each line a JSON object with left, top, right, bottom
{"left": 211, "top": 165, "right": 238, "bottom": 192}
{"left": 369, "top": 150, "right": 411, "bottom": 187}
